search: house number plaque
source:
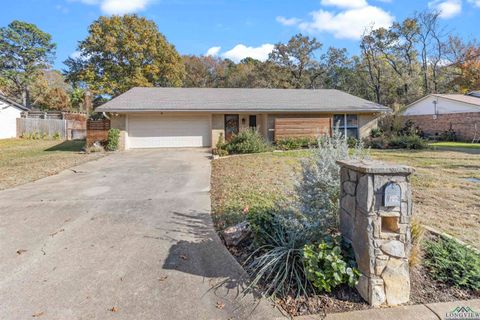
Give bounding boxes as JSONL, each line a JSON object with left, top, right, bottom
{"left": 384, "top": 182, "right": 401, "bottom": 207}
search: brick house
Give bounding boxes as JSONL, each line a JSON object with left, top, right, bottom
{"left": 402, "top": 92, "right": 480, "bottom": 141}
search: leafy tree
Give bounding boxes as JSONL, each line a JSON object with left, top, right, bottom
{"left": 0, "top": 20, "right": 56, "bottom": 107}
{"left": 30, "top": 70, "right": 71, "bottom": 110}
{"left": 269, "top": 34, "right": 323, "bottom": 88}
{"left": 64, "top": 15, "right": 184, "bottom": 98}
{"left": 70, "top": 87, "right": 85, "bottom": 110}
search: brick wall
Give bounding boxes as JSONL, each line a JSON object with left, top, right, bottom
{"left": 403, "top": 112, "right": 480, "bottom": 141}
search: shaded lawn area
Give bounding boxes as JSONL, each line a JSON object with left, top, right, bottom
{"left": 211, "top": 149, "right": 480, "bottom": 248}
{"left": 0, "top": 139, "right": 104, "bottom": 190}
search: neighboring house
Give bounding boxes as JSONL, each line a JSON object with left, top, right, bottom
{"left": 0, "top": 94, "right": 28, "bottom": 139}
{"left": 96, "top": 87, "right": 390, "bottom": 150}
{"left": 402, "top": 92, "right": 480, "bottom": 141}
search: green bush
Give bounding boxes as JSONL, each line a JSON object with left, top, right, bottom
{"left": 304, "top": 236, "right": 360, "bottom": 293}
{"left": 245, "top": 218, "right": 312, "bottom": 298}
{"left": 370, "top": 127, "right": 383, "bottom": 138}
{"left": 52, "top": 132, "right": 61, "bottom": 140}
{"left": 247, "top": 209, "right": 276, "bottom": 246}
{"left": 347, "top": 136, "right": 358, "bottom": 148}
{"left": 106, "top": 128, "right": 120, "bottom": 151}
{"left": 225, "top": 129, "right": 271, "bottom": 154}
{"left": 423, "top": 237, "right": 480, "bottom": 290}
{"left": 213, "top": 132, "right": 229, "bottom": 156}
{"left": 276, "top": 137, "right": 317, "bottom": 150}
{"left": 388, "top": 135, "right": 428, "bottom": 149}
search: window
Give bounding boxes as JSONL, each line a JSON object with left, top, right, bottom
{"left": 333, "top": 114, "right": 358, "bottom": 139}
{"left": 249, "top": 115, "right": 257, "bottom": 128}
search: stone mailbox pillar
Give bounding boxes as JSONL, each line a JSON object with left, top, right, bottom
{"left": 336, "top": 159, "right": 415, "bottom": 306}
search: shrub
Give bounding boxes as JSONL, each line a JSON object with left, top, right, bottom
{"left": 276, "top": 137, "right": 317, "bottom": 151}
{"left": 304, "top": 236, "right": 360, "bottom": 293}
{"left": 213, "top": 132, "right": 228, "bottom": 156}
{"left": 245, "top": 217, "right": 312, "bottom": 298}
{"left": 439, "top": 128, "right": 457, "bottom": 141}
{"left": 85, "top": 143, "right": 105, "bottom": 153}
{"left": 347, "top": 136, "right": 358, "bottom": 148}
{"left": 423, "top": 236, "right": 480, "bottom": 290}
{"left": 295, "top": 131, "right": 369, "bottom": 232}
{"left": 370, "top": 127, "right": 383, "bottom": 138}
{"left": 52, "top": 132, "right": 61, "bottom": 140}
{"left": 388, "top": 135, "right": 428, "bottom": 149}
{"left": 106, "top": 128, "right": 120, "bottom": 151}
{"left": 225, "top": 129, "right": 270, "bottom": 154}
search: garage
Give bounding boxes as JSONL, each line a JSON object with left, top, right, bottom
{"left": 127, "top": 114, "right": 211, "bottom": 148}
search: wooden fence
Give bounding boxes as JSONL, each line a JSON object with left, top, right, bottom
{"left": 86, "top": 119, "right": 111, "bottom": 146}
{"left": 17, "top": 118, "right": 87, "bottom": 140}
{"left": 274, "top": 117, "right": 332, "bottom": 141}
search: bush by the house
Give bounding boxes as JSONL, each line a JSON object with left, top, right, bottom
{"left": 106, "top": 128, "right": 120, "bottom": 151}
{"left": 438, "top": 128, "right": 457, "bottom": 142}
{"left": 213, "top": 132, "right": 229, "bottom": 156}
{"left": 304, "top": 236, "right": 360, "bottom": 293}
{"left": 387, "top": 135, "right": 429, "bottom": 149}
{"left": 423, "top": 236, "right": 480, "bottom": 290}
{"left": 224, "top": 129, "right": 271, "bottom": 154}
{"left": 365, "top": 115, "right": 428, "bottom": 150}
{"left": 275, "top": 137, "right": 317, "bottom": 150}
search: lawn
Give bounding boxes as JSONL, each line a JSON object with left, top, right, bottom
{"left": 430, "top": 141, "right": 480, "bottom": 150}
{"left": 211, "top": 149, "right": 480, "bottom": 248}
{"left": 0, "top": 139, "right": 104, "bottom": 190}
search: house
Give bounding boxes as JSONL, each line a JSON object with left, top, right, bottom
{"left": 96, "top": 87, "right": 390, "bottom": 150}
{"left": 402, "top": 92, "right": 480, "bottom": 141}
{"left": 0, "top": 94, "right": 28, "bottom": 139}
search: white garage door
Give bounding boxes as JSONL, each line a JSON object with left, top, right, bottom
{"left": 127, "top": 114, "right": 211, "bottom": 148}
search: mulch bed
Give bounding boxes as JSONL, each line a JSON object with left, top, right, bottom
{"left": 223, "top": 234, "right": 480, "bottom": 317}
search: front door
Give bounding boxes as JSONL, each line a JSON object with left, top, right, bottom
{"left": 224, "top": 114, "right": 239, "bottom": 141}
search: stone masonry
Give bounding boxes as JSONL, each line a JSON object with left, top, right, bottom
{"left": 336, "top": 159, "right": 415, "bottom": 306}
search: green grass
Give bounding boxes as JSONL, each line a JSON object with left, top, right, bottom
{"left": 430, "top": 142, "right": 480, "bottom": 149}
{"left": 0, "top": 139, "right": 103, "bottom": 190}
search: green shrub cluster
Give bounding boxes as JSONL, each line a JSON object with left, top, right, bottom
{"left": 423, "top": 236, "right": 480, "bottom": 290}
{"left": 213, "top": 132, "right": 229, "bottom": 156}
{"left": 365, "top": 116, "right": 428, "bottom": 150}
{"left": 106, "top": 128, "right": 120, "bottom": 151}
{"left": 275, "top": 137, "right": 317, "bottom": 150}
{"left": 304, "top": 236, "right": 360, "bottom": 293}
{"left": 22, "top": 131, "right": 62, "bottom": 140}
{"left": 224, "top": 129, "right": 271, "bottom": 154}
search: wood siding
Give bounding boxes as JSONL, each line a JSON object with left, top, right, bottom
{"left": 274, "top": 117, "right": 332, "bottom": 141}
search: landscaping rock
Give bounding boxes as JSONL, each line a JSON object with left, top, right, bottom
{"left": 380, "top": 240, "right": 405, "bottom": 258}
{"left": 221, "top": 221, "right": 251, "bottom": 247}
{"left": 381, "top": 258, "right": 410, "bottom": 305}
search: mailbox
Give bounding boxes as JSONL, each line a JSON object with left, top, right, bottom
{"left": 384, "top": 182, "right": 401, "bottom": 207}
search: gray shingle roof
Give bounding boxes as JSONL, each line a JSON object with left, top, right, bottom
{"left": 0, "top": 94, "right": 29, "bottom": 111}
{"left": 96, "top": 87, "right": 390, "bottom": 113}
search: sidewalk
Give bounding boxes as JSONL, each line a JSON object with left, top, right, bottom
{"left": 289, "top": 299, "right": 480, "bottom": 320}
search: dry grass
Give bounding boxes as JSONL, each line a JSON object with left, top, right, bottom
{"left": 211, "top": 149, "right": 480, "bottom": 248}
{"left": 0, "top": 139, "right": 104, "bottom": 190}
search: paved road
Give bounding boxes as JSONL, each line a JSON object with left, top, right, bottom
{"left": 0, "top": 149, "right": 282, "bottom": 320}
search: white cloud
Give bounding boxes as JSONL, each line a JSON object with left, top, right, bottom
{"left": 428, "top": 0, "right": 462, "bottom": 19}
{"left": 221, "top": 44, "right": 274, "bottom": 63}
{"left": 468, "top": 0, "right": 480, "bottom": 7}
{"left": 205, "top": 46, "right": 221, "bottom": 57}
{"left": 320, "top": 0, "right": 368, "bottom": 8}
{"left": 299, "top": 5, "right": 394, "bottom": 40}
{"left": 276, "top": 16, "right": 301, "bottom": 26}
{"left": 75, "top": 0, "right": 153, "bottom": 15}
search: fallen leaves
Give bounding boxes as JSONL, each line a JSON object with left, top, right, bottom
{"left": 180, "top": 255, "right": 188, "bottom": 261}
{"left": 108, "top": 307, "right": 118, "bottom": 312}
{"left": 216, "top": 302, "right": 225, "bottom": 310}
{"left": 32, "top": 311, "right": 45, "bottom": 317}
{"left": 16, "top": 249, "right": 27, "bottom": 255}
{"left": 49, "top": 229, "right": 65, "bottom": 237}
{"left": 158, "top": 276, "right": 168, "bottom": 281}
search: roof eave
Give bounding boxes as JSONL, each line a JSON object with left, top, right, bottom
{"left": 96, "top": 108, "right": 391, "bottom": 113}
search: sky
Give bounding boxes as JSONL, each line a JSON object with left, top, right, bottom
{"left": 1, "top": 0, "right": 479, "bottom": 69}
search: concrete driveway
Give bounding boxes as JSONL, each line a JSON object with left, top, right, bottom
{"left": 0, "top": 149, "right": 283, "bottom": 320}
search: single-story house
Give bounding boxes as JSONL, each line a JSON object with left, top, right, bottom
{"left": 0, "top": 93, "right": 29, "bottom": 139}
{"left": 96, "top": 87, "right": 390, "bottom": 150}
{"left": 402, "top": 92, "right": 480, "bottom": 141}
